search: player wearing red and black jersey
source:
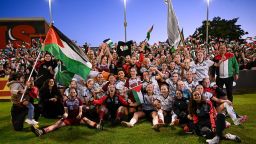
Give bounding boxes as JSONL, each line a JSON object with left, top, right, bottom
{"left": 93, "top": 84, "right": 131, "bottom": 126}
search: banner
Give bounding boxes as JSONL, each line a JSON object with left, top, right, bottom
{"left": 0, "top": 18, "right": 48, "bottom": 49}
{"left": 0, "top": 77, "right": 11, "bottom": 99}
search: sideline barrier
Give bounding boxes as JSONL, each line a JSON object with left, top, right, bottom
{"left": 234, "top": 70, "right": 256, "bottom": 92}
{"left": 0, "top": 77, "right": 11, "bottom": 100}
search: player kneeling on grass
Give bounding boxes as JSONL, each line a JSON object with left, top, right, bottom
{"left": 9, "top": 73, "right": 38, "bottom": 130}
{"left": 31, "top": 88, "right": 102, "bottom": 136}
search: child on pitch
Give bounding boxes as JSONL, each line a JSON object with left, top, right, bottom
{"left": 25, "top": 78, "right": 39, "bottom": 126}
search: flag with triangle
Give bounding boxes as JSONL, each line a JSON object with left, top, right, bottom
{"left": 43, "top": 26, "right": 92, "bottom": 80}
{"left": 146, "top": 25, "right": 154, "bottom": 41}
{"left": 131, "top": 84, "right": 144, "bottom": 104}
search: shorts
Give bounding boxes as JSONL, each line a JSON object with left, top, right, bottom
{"left": 63, "top": 118, "right": 81, "bottom": 125}
{"left": 143, "top": 110, "right": 156, "bottom": 119}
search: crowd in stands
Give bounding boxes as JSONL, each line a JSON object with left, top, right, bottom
{"left": 1, "top": 35, "right": 254, "bottom": 144}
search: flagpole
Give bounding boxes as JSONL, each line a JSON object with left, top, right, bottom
{"left": 124, "top": 0, "right": 127, "bottom": 43}
{"left": 49, "top": 0, "right": 53, "bottom": 24}
{"left": 206, "top": 0, "right": 210, "bottom": 54}
{"left": 20, "top": 51, "right": 42, "bottom": 102}
{"left": 20, "top": 0, "right": 53, "bottom": 102}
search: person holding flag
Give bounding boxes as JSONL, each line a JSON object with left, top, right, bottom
{"left": 8, "top": 73, "right": 39, "bottom": 130}
{"left": 121, "top": 84, "right": 159, "bottom": 129}
{"left": 125, "top": 67, "right": 143, "bottom": 118}
{"left": 41, "top": 25, "right": 92, "bottom": 90}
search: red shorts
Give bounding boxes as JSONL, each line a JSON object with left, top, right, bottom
{"left": 63, "top": 118, "right": 81, "bottom": 125}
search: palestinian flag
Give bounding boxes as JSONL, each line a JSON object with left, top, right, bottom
{"left": 103, "top": 38, "right": 115, "bottom": 48}
{"left": 43, "top": 26, "right": 92, "bottom": 80}
{"left": 131, "top": 85, "right": 144, "bottom": 104}
{"left": 55, "top": 64, "right": 75, "bottom": 86}
{"left": 146, "top": 25, "right": 154, "bottom": 41}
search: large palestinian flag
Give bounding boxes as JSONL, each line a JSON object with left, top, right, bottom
{"left": 43, "top": 26, "right": 92, "bottom": 80}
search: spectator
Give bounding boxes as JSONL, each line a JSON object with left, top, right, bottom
{"left": 213, "top": 44, "right": 239, "bottom": 102}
